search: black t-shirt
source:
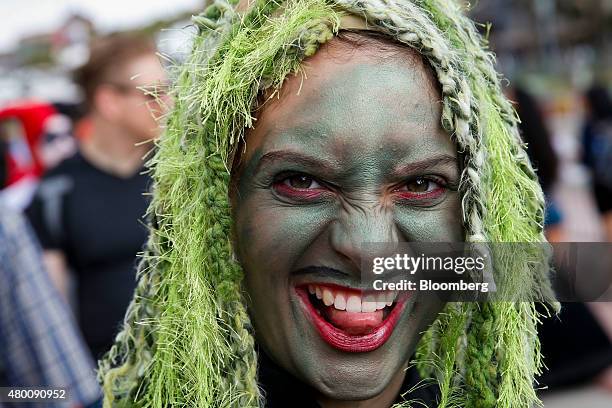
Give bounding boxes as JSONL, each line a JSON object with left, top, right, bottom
{"left": 26, "top": 152, "right": 150, "bottom": 359}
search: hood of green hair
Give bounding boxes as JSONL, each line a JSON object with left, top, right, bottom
{"left": 98, "top": 1, "right": 557, "bottom": 407}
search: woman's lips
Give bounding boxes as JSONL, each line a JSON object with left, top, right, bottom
{"left": 296, "top": 284, "right": 407, "bottom": 353}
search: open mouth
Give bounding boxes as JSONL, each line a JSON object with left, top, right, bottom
{"left": 295, "top": 283, "right": 407, "bottom": 353}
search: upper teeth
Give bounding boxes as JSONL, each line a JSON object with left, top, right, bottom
{"left": 308, "top": 285, "right": 397, "bottom": 312}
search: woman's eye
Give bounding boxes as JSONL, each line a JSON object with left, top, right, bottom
{"left": 404, "top": 178, "right": 435, "bottom": 192}
{"left": 284, "top": 175, "right": 322, "bottom": 189}
{"left": 394, "top": 177, "right": 446, "bottom": 200}
{"left": 272, "top": 173, "right": 329, "bottom": 201}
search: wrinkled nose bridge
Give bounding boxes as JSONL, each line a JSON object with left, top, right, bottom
{"left": 329, "top": 204, "right": 399, "bottom": 269}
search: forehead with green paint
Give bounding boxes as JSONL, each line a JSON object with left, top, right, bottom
{"left": 235, "top": 32, "right": 454, "bottom": 183}
{"left": 230, "top": 34, "right": 463, "bottom": 403}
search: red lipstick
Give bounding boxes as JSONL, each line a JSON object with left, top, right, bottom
{"left": 296, "top": 285, "right": 407, "bottom": 353}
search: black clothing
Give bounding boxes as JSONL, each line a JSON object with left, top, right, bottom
{"left": 538, "top": 303, "right": 612, "bottom": 390}
{"left": 582, "top": 120, "right": 612, "bottom": 213}
{"left": 26, "top": 152, "right": 150, "bottom": 359}
{"left": 258, "top": 350, "right": 439, "bottom": 407}
{"left": 515, "top": 88, "right": 558, "bottom": 192}
{"left": 593, "top": 182, "right": 612, "bottom": 214}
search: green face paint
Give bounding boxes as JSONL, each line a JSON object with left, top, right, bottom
{"left": 231, "top": 38, "right": 463, "bottom": 403}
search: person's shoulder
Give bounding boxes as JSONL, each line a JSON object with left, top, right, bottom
{"left": 36, "top": 152, "right": 91, "bottom": 195}
{"left": 32, "top": 154, "right": 85, "bottom": 204}
{"left": 41, "top": 152, "right": 86, "bottom": 179}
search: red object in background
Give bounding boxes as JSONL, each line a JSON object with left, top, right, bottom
{"left": 0, "top": 101, "right": 57, "bottom": 187}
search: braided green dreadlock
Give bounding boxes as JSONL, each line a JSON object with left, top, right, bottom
{"left": 98, "top": 0, "right": 558, "bottom": 406}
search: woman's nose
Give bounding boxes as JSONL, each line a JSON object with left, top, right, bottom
{"left": 329, "top": 205, "right": 400, "bottom": 273}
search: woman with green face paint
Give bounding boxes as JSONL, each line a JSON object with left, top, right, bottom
{"left": 99, "top": 0, "right": 557, "bottom": 407}
{"left": 231, "top": 34, "right": 461, "bottom": 407}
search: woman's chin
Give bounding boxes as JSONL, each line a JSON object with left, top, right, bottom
{"left": 281, "top": 292, "right": 419, "bottom": 402}
{"left": 318, "top": 384, "right": 387, "bottom": 402}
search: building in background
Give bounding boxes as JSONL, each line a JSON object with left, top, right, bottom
{"left": 0, "top": 2, "right": 203, "bottom": 106}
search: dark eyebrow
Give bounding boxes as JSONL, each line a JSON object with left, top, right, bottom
{"left": 254, "top": 150, "right": 337, "bottom": 174}
{"left": 391, "top": 154, "right": 458, "bottom": 177}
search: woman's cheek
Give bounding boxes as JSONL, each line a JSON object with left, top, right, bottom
{"left": 236, "top": 194, "right": 336, "bottom": 268}
{"left": 394, "top": 204, "right": 462, "bottom": 242}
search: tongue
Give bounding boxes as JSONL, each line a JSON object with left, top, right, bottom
{"left": 325, "top": 307, "right": 384, "bottom": 335}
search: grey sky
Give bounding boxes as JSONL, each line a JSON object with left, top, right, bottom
{"left": 0, "top": 0, "right": 203, "bottom": 53}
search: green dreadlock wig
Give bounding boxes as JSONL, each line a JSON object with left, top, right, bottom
{"left": 99, "top": 0, "right": 558, "bottom": 406}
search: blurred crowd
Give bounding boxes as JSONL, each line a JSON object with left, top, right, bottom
{"left": 1, "top": 32, "right": 170, "bottom": 407}
{"left": 0, "top": 2, "right": 611, "bottom": 408}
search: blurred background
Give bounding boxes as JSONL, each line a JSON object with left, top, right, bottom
{"left": 472, "top": 0, "right": 612, "bottom": 244}
{"left": 0, "top": 0, "right": 200, "bottom": 103}
{"left": 0, "top": 1, "right": 610, "bottom": 407}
